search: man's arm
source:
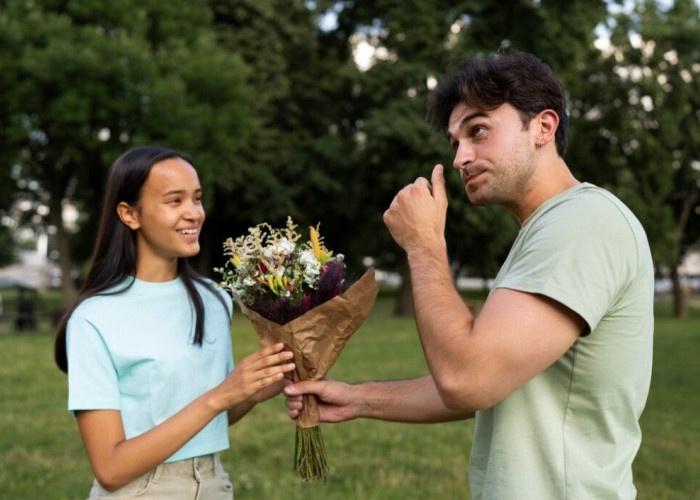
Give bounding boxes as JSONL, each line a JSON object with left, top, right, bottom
{"left": 384, "top": 165, "right": 584, "bottom": 412}
{"left": 285, "top": 374, "right": 473, "bottom": 423}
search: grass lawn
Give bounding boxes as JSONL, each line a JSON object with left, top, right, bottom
{"left": 0, "top": 292, "right": 698, "bottom": 499}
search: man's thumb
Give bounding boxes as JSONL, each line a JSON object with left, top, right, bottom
{"left": 431, "top": 164, "right": 447, "bottom": 201}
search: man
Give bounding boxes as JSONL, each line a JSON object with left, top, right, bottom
{"left": 285, "top": 51, "right": 654, "bottom": 499}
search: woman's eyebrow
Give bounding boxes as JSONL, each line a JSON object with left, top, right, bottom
{"left": 162, "top": 187, "right": 202, "bottom": 197}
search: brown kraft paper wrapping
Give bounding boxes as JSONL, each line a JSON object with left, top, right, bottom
{"left": 241, "top": 268, "right": 379, "bottom": 428}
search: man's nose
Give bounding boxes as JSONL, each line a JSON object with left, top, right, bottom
{"left": 453, "top": 141, "right": 475, "bottom": 169}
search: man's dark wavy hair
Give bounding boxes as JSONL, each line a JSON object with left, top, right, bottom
{"left": 427, "top": 51, "right": 569, "bottom": 157}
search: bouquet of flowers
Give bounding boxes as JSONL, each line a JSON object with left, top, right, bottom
{"left": 216, "top": 217, "right": 378, "bottom": 481}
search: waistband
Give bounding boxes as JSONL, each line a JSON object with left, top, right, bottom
{"left": 155, "top": 453, "right": 222, "bottom": 481}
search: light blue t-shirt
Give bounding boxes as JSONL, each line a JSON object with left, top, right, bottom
{"left": 470, "top": 183, "right": 654, "bottom": 500}
{"left": 67, "top": 276, "right": 234, "bottom": 463}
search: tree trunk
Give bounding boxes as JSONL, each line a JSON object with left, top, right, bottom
{"left": 49, "top": 198, "right": 77, "bottom": 307}
{"left": 670, "top": 190, "right": 696, "bottom": 318}
{"left": 671, "top": 265, "right": 686, "bottom": 318}
{"left": 393, "top": 261, "right": 414, "bottom": 317}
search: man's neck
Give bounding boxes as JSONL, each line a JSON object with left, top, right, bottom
{"left": 510, "top": 157, "right": 580, "bottom": 224}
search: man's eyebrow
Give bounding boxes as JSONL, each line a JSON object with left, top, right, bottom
{"left": 447, "top": 110, "right": 489, "bottom": 141}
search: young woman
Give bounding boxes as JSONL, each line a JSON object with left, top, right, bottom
{"left": 54, "top": 146, "right": 294, "bottom": 499}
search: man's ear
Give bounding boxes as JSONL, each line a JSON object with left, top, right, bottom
{"left": 116, "top": 202, "right": 140, "bottom": 230}
{"left": 535, "top": 109, "right": 559, "bottom": 147}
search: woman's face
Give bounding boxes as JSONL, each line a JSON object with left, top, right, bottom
{"left": 125, "top": 157, "right": 205, "bottom": 277}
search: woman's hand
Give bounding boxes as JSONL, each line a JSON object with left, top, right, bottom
{"left": 212, "top": 342, "right": 294, "bottom": 412}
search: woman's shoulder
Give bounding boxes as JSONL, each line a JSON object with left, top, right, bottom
{"left": 69, "top": 291, "right": 124, "bottom": 322}
{"left": 69, "top": 279, "right": 137, "bottom": 319}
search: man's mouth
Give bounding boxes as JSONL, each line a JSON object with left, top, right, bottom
{"left": 463, "top": 167, "right": 486, "bottom": 185}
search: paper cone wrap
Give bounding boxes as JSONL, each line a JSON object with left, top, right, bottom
{"left": 242, "top": 269, "right": 378, "bottom": 427}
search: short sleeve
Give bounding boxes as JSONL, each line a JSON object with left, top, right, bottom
{"left": 496, "top": 195, "right": 638, "bottom": 333}
{"left": 66, "top": 315, "right": 121, "bottom": 413}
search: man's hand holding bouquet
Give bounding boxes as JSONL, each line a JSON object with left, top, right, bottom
{"left": 215, "top": 217, "right": 378, "bottom": 481}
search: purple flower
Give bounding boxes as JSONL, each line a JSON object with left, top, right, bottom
{"left": 311, "top": 261, "right": 347, "bottom": 308}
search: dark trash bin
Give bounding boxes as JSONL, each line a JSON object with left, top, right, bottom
{"left": 0, "top": 278, "right": 39, "bottom": 332}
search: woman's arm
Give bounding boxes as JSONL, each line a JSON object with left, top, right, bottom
{"left": 227, "top": 377, "right": 286, "bottom": 425}
{"left": 77, "top": 343, "right": 294, "bottom": 492}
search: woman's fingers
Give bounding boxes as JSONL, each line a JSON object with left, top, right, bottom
{"left": 241, "top": 344, "right": 295, "bottom": 388}
{"left": 242, "top": 343, "right": 294, "bottom": 370}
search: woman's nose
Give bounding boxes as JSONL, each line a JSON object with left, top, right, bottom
{"left": 183, "top": 201, "right": 205, "bottom": 221}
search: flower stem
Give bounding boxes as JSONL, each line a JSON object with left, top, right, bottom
{"left": 294, "top": 426, "right": 329, "bottom": 481}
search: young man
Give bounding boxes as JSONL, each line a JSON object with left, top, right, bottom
{"left": 285, "top": 51, "right": 654, "bottom": 500}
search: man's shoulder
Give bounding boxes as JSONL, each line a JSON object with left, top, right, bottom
{"left": 541, "top": 183, "right": 642, "bottom": 230}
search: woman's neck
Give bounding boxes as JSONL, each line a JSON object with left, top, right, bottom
{"left": 134, "top": 258, "right": 179, "bottom": 282}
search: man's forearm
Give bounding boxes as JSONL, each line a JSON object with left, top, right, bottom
{"left": 354, "top": 375, "right": 474, "bottom": 423}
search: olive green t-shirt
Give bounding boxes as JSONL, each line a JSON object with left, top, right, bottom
{"left": 469, "top": 183, "right": 654, "bottom": 500}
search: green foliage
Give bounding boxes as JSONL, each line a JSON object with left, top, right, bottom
{"left": 277, "top": 0, "right": 624, "bottom": 281}
{"left": 1, "top": 294, "right": 699, "bottom": 498}
{"left": 201, "top": 0, "right": 346, "bottom": 270}
{"left": 608, "top": 0, "right": 700, "bottom": 270}
{"left": 2, "top": 0, "right": 699, "bottom": 314}
{"left": 0, "top": 0, "right": 254, "bottom": 296}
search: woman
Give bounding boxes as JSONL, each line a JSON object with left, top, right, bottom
{"left": 54, "top": 146, "right": 294, "bottom": 499}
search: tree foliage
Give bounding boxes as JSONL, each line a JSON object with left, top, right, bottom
{"left": 1, "top": 0, "right": 697, "bottom": 318}
{"left": 306, "top": 0, "right": 621, "bottom": 314}
{"left": 601, "top": 0, "right": 700, "bottom": 316}
{"left": 0, "top": 0, "right": 253, "bottom": 303}
{"left": 204, "top": 0, "right": 350, "bottom": 270}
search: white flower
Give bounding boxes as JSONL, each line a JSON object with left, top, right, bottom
{"left": 277, "top": 238, "right": 295, "bottom": 256}
{"left": 262, "top": 246, "right": 275, "bottom": 260}
{"left": 299, "top": 249, "right": 322, "bottom": 287}
{"left": 299, "top": 249, "right": 317, "bottom": 268}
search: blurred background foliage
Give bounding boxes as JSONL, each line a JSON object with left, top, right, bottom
{"left": 0, "top": 0, "right": 698, "bottom": 316}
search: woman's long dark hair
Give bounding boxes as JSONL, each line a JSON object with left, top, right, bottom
{"left": 54, "top": 146, "right": 225, "bottom": 373}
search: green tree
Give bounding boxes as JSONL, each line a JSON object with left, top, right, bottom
{"left": 300, "top": 1, "right": 471, "bottom": 314}
{"left": 602, "top": 0, "right": 700, "bottom": 316}
{"left": 311, "top": 1, "right": 619, "bottom": 314}
{"left": 0, "top": 0, "right": 253, "bottom": 304}
{"left": 205, "top": 0, "right": 356, "bottom": 273}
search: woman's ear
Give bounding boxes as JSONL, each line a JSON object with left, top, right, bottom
{"left": 116, "top": 202, "right": 140, "bottom": 230}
